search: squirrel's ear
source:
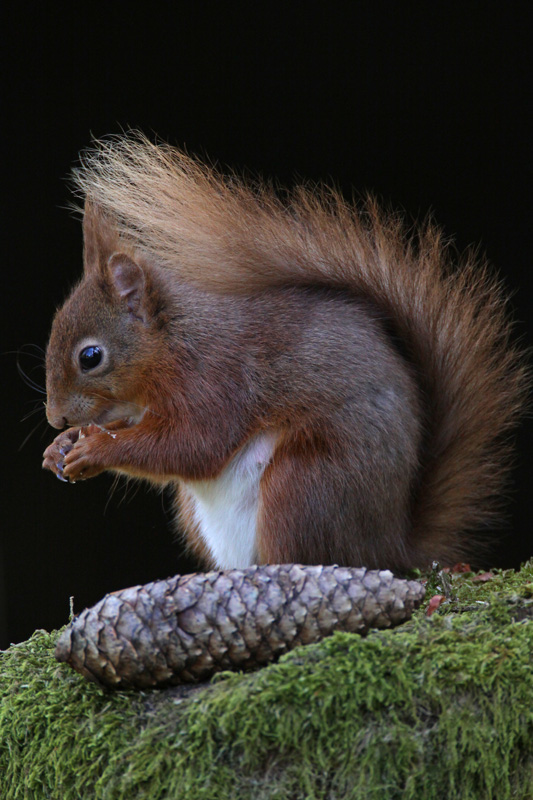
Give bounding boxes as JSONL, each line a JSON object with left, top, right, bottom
{"left": 83, "top": 201, "right": 119, "bottom": 274}
{"left": 107, "top": 253, "right": 147, "bottom": 321}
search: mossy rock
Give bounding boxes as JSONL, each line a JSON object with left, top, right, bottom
{"left": 1, "top": 562, "right": 532, "bottom": 799}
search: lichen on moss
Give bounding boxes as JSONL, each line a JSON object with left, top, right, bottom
{"left": 1, "top": 561, "right": 532, "bottom": 799}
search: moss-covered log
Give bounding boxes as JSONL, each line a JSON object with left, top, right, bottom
{"left": 1, "top": 562, "right": 533, "bottom": 799}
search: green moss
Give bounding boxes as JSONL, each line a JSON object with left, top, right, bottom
{"left": 419, "top": 558, "right": 533, "bottom": 608}
{"left": 2, "top": 562, "right": 533, "bottom": 799}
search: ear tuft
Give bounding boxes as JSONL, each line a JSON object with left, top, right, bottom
{"left": 83, "top": 202, "right": 119, "bottom": 274}
{"left": 107, "top": 253, "right": 146, "bottom": 319}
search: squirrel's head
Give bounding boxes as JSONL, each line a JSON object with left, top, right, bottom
{"left": 45, "top": 203, "right": 168, "bottom": 430}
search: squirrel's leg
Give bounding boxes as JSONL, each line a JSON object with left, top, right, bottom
{"left": 256, "top": 430, "right": 406, "bottom": 569}
{"left": 57, "top": 417, "right": 245, "bottom": 485}
{"left": 255, "top": 431, "right": 349, "bottom": 565}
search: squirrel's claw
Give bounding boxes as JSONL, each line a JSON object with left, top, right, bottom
{"left": 56, "top": 464, "right": 68, "bottom": 483}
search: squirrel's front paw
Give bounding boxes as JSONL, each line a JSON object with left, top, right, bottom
{"left": 62, "top": 432, "right": 105, "bottom": 482}
{"left": 43, "top": 426, "right": 105, "bottom": 483}
{"left": 43, "top": 428, "right": 82, "bottom": 482}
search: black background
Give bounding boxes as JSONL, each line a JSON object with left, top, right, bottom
{"left": 2, "top": 3, "right": 532, "bottom": 649}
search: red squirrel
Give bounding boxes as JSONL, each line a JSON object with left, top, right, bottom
{"left": 42, "top": 133, "right": 527, "bottom": 572}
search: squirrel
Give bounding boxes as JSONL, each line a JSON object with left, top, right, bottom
{"left": 42, "top": 133, "right": 528, "bottom": 573}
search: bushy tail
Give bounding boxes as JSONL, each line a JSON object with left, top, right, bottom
{"left": 73, "top": 132, "right": 529, "bottom": 563}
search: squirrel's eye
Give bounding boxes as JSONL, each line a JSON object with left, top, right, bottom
{"left": 79, "top": 345, "right": 103, "bottom": 371}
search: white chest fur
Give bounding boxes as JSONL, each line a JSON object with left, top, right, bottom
{"left": 182, "top": 431, "right": 278, "bottom": 569}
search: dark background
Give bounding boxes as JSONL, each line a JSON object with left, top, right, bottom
{"left": 2, "top": 3, "right": 532, "bottom": 649}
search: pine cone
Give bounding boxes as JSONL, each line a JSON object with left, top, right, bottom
{"left": 55, "top": 564, "right": 425, "bottom": 688}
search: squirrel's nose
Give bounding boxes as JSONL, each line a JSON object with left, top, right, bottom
{"left": 46, "top": 404, "right": 68, "bottom": 430}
